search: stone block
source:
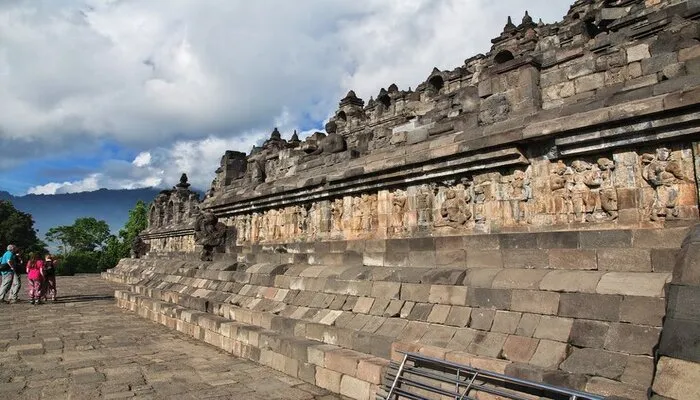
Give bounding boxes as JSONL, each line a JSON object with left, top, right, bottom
{"left": 627, "top": 44, "right": 651, "bottom": 62}
{"left": 651, "top": 248, "right": 679, "bottom": 273}
{"left": 586, "top": 377, "right": 648, "bottom": 399}
{"left": 383, "top": 299, "right": 404, "bottom": 318}
{"left": 400, "top": 283, "right": 430, "bottom": 302}
{"left": 652, "top": 356, "right": 700, "bottom": 400}
{"left": 570, "top": 319, "right": 610, "bottom": 348}
{"left": 399, "top": 301, "right": 414, "bottom": 319}
{"left": 579, "top": 230, "right": 632, "bottom": 248}
{"left": 397, "top": 321, "right": 431, "bottom": 342}
{"left": 428, "top": 285, "right": 468, "bottom": 305}
{"left": 435, "top": 250, "right": 466, "bottom": 267}
{"left": 444, "top": 305, "right": 472, "bottom": 327}
{"left": 499, "top": 233, "right": 537, "bottom": 249}
{"left": 529, "top": 339, "right": 569, "bottom": 369}
{"left": 315, "top": 367, "right": 342, "bottom": 393}
{"left": 559, "top": 293, "right": 622, "bottom": 322}
{"left": 308, "top": 344, "right": 339, "bottom": 366}
{"left": 560, "top": 348, "right": 628, "bottom": 379}
{"left": 510, "top": 290, "right": 560, "bottom": 315}
{"left": 596, "top": 272, "right": 671, "bottom": 297}
{"left": 539, "top": 271, "right": 603, "bottom": 293}
{"left": 352, "top": 297, "right": 375, "bottom": 314}
{"left": 463, "top": 268, "right": 502, "bottom": 287}
{"left": 469, "top": 308, "right": 495, "bottom": 331}
{"left": 463, "top": 235, "right": 500, "bottom": 250}
{"left": 548, "top": 249, "right": 597, "bottom": 270}
{"left": 420, "top": 325, "right": 456, "bottom": 348}
{"left": 620, "top": 296, "right": 665, "bottom": 326}
{"left": 422, "top": 269, "right": 466, "bottom": 285}
{"left": 515, "top": 313, "right": 541, "bottom": 337}
{"left": 427, "top": 304, "right": 451, "bottom": 324}
{"left": 491, "top": 269, "right": 549, "bottom": 290}
{"left": 533, "top": 316, "right": 573, "bottom": 342}
{"left": 604, "top": 323, "right": 661, "bottom": 356}
{"left": 491, "top": 311, "right": 522, "bottom": 334}
{"left": 340, "top": 375, "right": 371, "bottom": 399}
{"left": 502, "top": 335, "right": 539, "bottom": 363}
{"left": 622, "top": 355, "right": 654, "bottom": 389}
{"left": 466, "top": 250, "right": 503, "bottom": 268}
{"left": 597, "top": 248, "right": 652, "bottom": 272}
{"left": 467, "top": 332, "right": 507, "bottom": 358}
{"left": 325, "top": 349, "right": 366, "bottom": 376}
{"left": 447, "top": 328, "right": 478, "bottom": 350}
{"left": 407, "top": 303, "right": 433, "bottom": 321}
{"left": 679, "top": 44, "right": 700, "bottom": 62}
{"left": 371, "top": 282, "right": 401, "bottom": 300}
{"left": 467, "top": 288, "right": 511, "bottom": 309}
{"left": 357, "top": 357, "right": 388, "bottom": 385}
{"left": 575, "top": 72, "right": 605, "bottom": 93}
{"left": 502, "top": 249, "right": 549, "bottom": 269}
{"left": 374, "top": 318, "right": 407, "bottom": 338}
{"left": 368, "top": 298, "right": 390, "bottom": 316}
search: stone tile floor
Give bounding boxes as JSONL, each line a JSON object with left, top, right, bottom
{"left": 0, "top": 275, "right": 344, "bottom": 400}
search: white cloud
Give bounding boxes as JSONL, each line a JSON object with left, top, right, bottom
{"left": 1, "top": 0, "right": 570, "bottom": 194}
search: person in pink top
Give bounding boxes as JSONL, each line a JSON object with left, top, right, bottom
{"left": 25, "top": 253, "right": 44, "bottom": 305}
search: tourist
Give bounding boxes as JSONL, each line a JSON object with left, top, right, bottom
{"left": 26, "top": 253, "right": 44, "bottom": 305}
{"left": 0, "top": 244, "right": 21, "bottom": 303}
{"left": 41, "top": 254, "right": 57, "bottom": 301}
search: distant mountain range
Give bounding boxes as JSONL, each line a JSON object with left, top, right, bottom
{"left": 0, "top": 188, "right": 163, "bottom": 240}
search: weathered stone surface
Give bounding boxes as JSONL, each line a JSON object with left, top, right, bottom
{"left": 653, "top": 356, "right": 700, "bottom": 400}
{"left": 501, "top": 335, "right": 539, "bottom": 363}
{"left": 569, "top": 319, "right": 610, "bottom": 348}
{"left": 561, "top": 348, "right": 628, "bottom": 379}
{"left": 604, "top": 323, "right": 661, "bottom": 356}
{"left": 596, "top": 272, "right": 671, "bottom": 297}
{"left": 559, "top": 293, "right": 622, "bottom": 322}
{"left": 529, "top": 340, "right": 568, "bottom": 369}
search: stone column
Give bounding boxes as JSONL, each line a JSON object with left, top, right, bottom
{"left": 652, "top": 224, "right": 700, "bottom": 399}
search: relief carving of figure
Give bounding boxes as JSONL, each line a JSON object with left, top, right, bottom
{"left": 351, "top": 197, "right": 363, "bottom": 232}
{"left": 130, "top": 236, "right": 148, "bottom": 259}
{"left": 331, "top": 199, "right": 344, "bottom": 232}
{"left": 273, "top": 209, "right": 284, "bottom": 240}
{"left": 416, "top": 185, "right": 434, "bottom": 225}
{"left": 361, "top": 194, "right": 376, "bottom": 232}
{"left": 194, "top": 211, "right": 227, "bottom": 261}
{"left": 597, "top": 158, "right": 618, "bottom": 221}
{"left": 550, "top": 160, "right": 573, "bottom": 223}
{"left": 570, "top": 161, "right": 600, "bottom": 223}
{"left": 308, "top": 203, "right": 320, "bottom": 237}
{"left": 435, "top": 188, "right": 471, "bottom": 229}
{"left": 642, "top": 148, "right": 684, "bottom": 221}
{"left": 506, "top": 170, "right": 531, "bottom": 224}
{"left": 391, "top": 190, "right": 407, "bottom": 233}
{"left": 251, "top": 213, "right": 260, "bottom": 242}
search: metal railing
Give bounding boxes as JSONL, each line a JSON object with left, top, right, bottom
{"left": 379, "top": 352, "right": 606, "bottom": 400}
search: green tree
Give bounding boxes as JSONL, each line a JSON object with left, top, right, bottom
{"left": 45, "top": 217, "right": 111, "bottom": 253}
{"left": 0, "top": 200, "right": 47, "bottom": 254}
{"left": 100, "top": 201, "right": 149, "bottom": 270}
{"left": 118, "top": 200, "right": 148, "bottom": 247}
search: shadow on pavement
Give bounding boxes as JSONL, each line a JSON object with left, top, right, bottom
{"left": 51, "top": 295, "right": 115, "bottom": 303}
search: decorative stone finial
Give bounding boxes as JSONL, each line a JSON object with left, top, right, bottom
{"left": 522, "top": 11, "right": 533, "bottom": 25}
{"left": 388, "top": 83, "right": 399, "bottom": 93}
{"left": 504, "top": 16, "right": 516, "bottom": 33}
{"left": 176, "top": 173, "right": 191, "bottom": 189}
{"left": 291, "top": 130, "right": 300, "bottom": 142}
{"left": 339, "top": 89, "right": 364, "bottom": 107}
{"left": 271, "top": 127, "right": 281, "bottom": 140}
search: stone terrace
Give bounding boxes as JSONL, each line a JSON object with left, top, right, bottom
{"left": 0, "top": 275, "right": 343, "bottom": 400}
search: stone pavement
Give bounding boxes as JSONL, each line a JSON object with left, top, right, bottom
{"left": 0, "top": 275, "right": 345, "bottom": 400}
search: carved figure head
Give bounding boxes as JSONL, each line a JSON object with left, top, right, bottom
{"left": 445, "top": 189, "right": 457, "bottom": 199}
{"left": 656, "top": 147, "right": 671, "bottom": 161}
{"left": 597, "top": 157, "right": 615, "bottom": 171}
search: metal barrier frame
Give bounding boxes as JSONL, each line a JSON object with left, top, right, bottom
{"left": 381, "top": 352, "right": 605, "bottom": 400}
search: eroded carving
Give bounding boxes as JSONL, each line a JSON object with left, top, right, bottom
{"left": 435, "top": 188, "right": 471, "bottom": 229}
{"left": 643, "top": 148, "right": 684, "bottom": 221}
{"left": 194, "top": 211, "right": 227, "bottom": 261}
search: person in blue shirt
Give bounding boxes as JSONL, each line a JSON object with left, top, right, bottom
{"left": 0, "top": 244, "right": 22, "bottom": 303}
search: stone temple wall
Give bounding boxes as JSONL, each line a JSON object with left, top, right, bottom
{"left": 119, "top": 1, "right": 700, "bottom": 399}
{"left": 142, "top": 0, "right": 700, "bottom": 253}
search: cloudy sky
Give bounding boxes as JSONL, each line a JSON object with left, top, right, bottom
{"left": 0, "top": 0, "right": 570, "bottom": 196}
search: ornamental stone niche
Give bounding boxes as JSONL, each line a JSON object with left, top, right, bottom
{"left": 110, "top": 2, "right": 700, "bottom": 399}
